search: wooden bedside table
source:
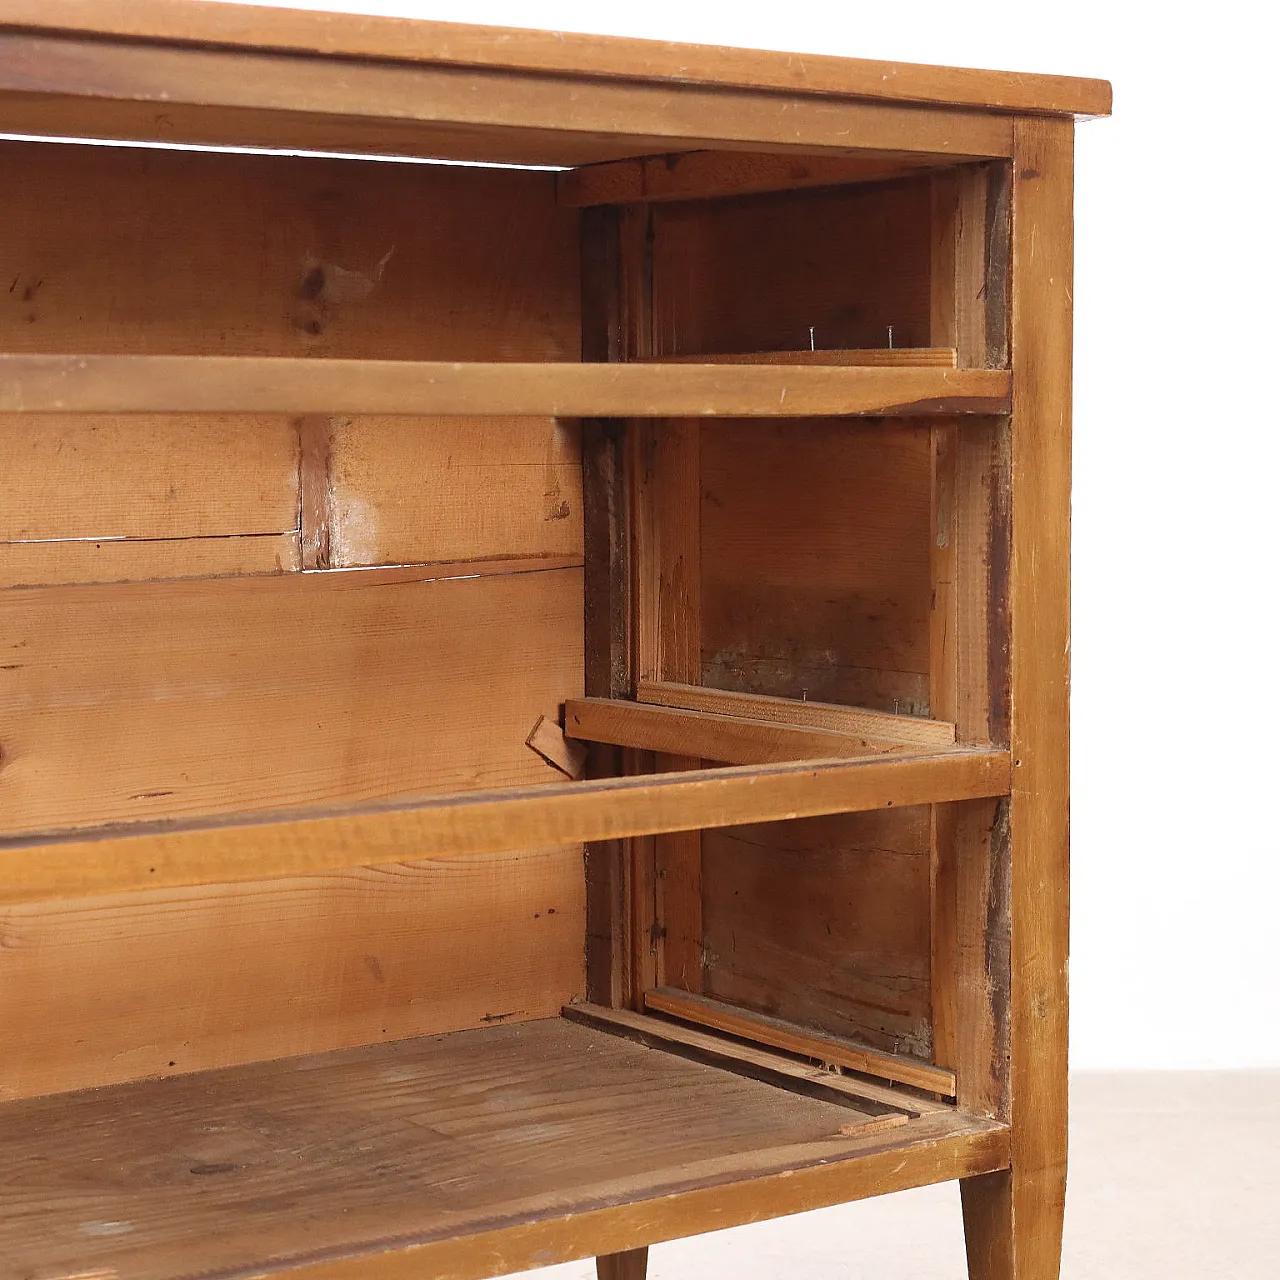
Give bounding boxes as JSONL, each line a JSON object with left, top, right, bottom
{"left": 0, "top": 4, "right": 1109, "bottom": 1279}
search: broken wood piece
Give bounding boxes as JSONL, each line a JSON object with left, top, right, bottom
{"left": 526, "top": 714, "right": 588, "bottom": 779}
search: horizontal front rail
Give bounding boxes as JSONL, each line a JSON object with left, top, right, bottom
{"left": 0, "top": 355, "right": 1011, "bottom": 418}
{"left": 0, "top": 750, "right": 1011, "bottom": 903}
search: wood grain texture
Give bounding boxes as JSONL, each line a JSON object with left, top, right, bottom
{"left": 564, "top": 1002, "right": 932, "bottom": 1117}
{"left": 0, "top": 750, "right": 1011, "bottom": 905}
{"left": 0, "top": 1, "right": 1110, "bottom": 115}
{"left": 701, "top": 808, "right": 935, "bottom": 1060}
{"left": 0, "top": 140, "right": 578, "bottom": 362}
{"left": 652, "top": 180, "right": 935, "bottom": 356}
{"left": 701, "top": 419, "right": 933, "bottom": 714}
{"left": 645, "top": 988, "right": 955, "bottom": 1094}
{"left": 327, "top": 416, "right": 583, "bottom": 568}
{"left": 637, "top": 681, "right": 955, "bottom": 747}
{"left": 0, "top": 1016, "right": 1008, "bottom": 1280}
{"left": 0, "top": 563, "right": 583, "bottom": 835}
{"left": 560, "top": 151, "right": 944, "bottom": 208}
{"left": 0, "top": 849, "right": 584, "bottom": 1102}
{"left": 0, "top": 533, "right": 300, "bottom": 589}
{"left": 960, "top": 116, "right": 1074, "bottom": 1280}
{"left": 597, "top": 1249, "right": 649, "bottom": 1280}
{"left": 566, "top": 699, "right": 907, "bottom": 764}
{"left": 0, "top": 33, "right": 1017, "bottom": 172}
{"left": 0, "top": 414, "right": 301, "bottom": 587}
{"left": 0, "top": 355, "right": 1011, "bottom": 419}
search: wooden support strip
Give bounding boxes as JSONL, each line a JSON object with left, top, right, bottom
{"left": 645, "top": 988, "right": 957, "bottom": 1096}
{"left": 559, "top": 151, "right": 944, "bottom": 207}
{"left": 565, "top": 699, "right": 905, "bottom": 764}
{"left": 563, "top": 1002, "right": 941, "bottom": 1118}
{"left": 0, "top": 356, "right": 1012, "bottom": 419}
{"left": 637, "top": 681, "right": 956, "bottom": 747}
{"left": 639, "top": 349, "right": 957, "bottom": 367}
{"left": 0, "top": 750, "right": 1011, "bottom": 905}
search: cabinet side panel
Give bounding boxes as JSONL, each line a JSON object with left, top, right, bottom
{"left": 701, "top": 808, "right": 933, "bottom": 1058}
{"left": 701, "top": 419, "right": 931, "bottom": 715}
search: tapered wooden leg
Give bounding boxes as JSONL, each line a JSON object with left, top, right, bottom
{"left": 596, "top": 1246, "right": 649, "bottom": 1280}
{"left": 961, "top": 1166, "right": 1066, "bottom": 1279}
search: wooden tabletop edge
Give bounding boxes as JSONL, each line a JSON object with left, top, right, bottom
{"left": 0, "top": 0, "right": 1113, "bottom": 118}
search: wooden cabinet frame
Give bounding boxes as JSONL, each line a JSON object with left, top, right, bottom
{"left": 0, "top": 6, "right": 1106, "bottom": 1279}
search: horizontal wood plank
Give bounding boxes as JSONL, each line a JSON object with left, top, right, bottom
{"left": 0, "top": 533, "right": 300, "bottom": 589}
{"left": 0, "top": 751, "right": 1012, "bottom": 904}
{"left": 637, "top": 681, "right": 956, "bottom": 747}
{"left": 563, "top": 1002, "right": 943, "bottom": 1117}
{"left": 645, "top": 987, "right": 956, "bottom": 1095}
{"left": 565, "top": 698, "right": 905, "bottom": 763}
{"left": 0, "top": 562, "right": 582, "bottom": 836}
{"left": 0, "top": 1, "right": 1111, "bottom": 116}
{"left": 0, "top": 850, "right": 584, "bottom": 1102}
{"left": 0, "top": 356, "right": 1011, "bottom": 418}
{"left": 0, "top": 1016, "right": 1008, "bottom": 1280}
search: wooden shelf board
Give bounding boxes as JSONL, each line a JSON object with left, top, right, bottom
{"left": 0, "top": 355, "right": 1011, "bottom": 419}
{"left": 0, "top": 1016, "right": 1009, "bottom": 1280}
{"left": 644, "top": 987, "right": 957, "bottom": 1096}
{"left": 0, "top": 749, "right": 1012, "bottom": 904}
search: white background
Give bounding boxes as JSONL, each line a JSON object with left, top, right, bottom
{"left": 209, "top": 0, "right": 1280, "bottom": 1069}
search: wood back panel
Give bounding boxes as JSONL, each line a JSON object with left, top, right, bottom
{"left": 0, "top": 140, "right": 586, "bottom": 1095}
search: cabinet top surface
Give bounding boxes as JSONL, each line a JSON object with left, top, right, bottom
{"left": 0, "top": 0, "right": 1111, "bottom": 118}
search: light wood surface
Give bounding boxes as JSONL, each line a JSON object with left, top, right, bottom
{"left": 0, "top": 563, "right": 582, "bottom": 836}
{"left": 646, "top": 987, "right": 956, "bottom": 1095}
{"left": 0, "top": 1015, "right": 1007, "bottom": 1280}
{"left": 0, "top": 850, "right": 584, "bottom": 1102}
{"left": 0, "top": 355, "right": 1011, "bottom": 418}
{"left": 637, "top": 681, "right": 956, "bottom": 747}
{"left": 0, "top": 139, "right": 578, "bottom": 363}
{"left": 566, "top": 698, "right": 906, "bottom": 764}
{"left": 0, "top": 750, "right": 1011, "bottom": 904}
{"left": 0, "top": 0, "right": 1111, "bottom": 116}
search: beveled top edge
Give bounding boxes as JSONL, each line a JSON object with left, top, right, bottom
{"left": 0, "top": 0, "right": 1112, "bottom": 118}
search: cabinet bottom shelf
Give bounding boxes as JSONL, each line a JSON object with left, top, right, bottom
{"left": 1, "top": 1014, "right": 1007, "bottom": 1280}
